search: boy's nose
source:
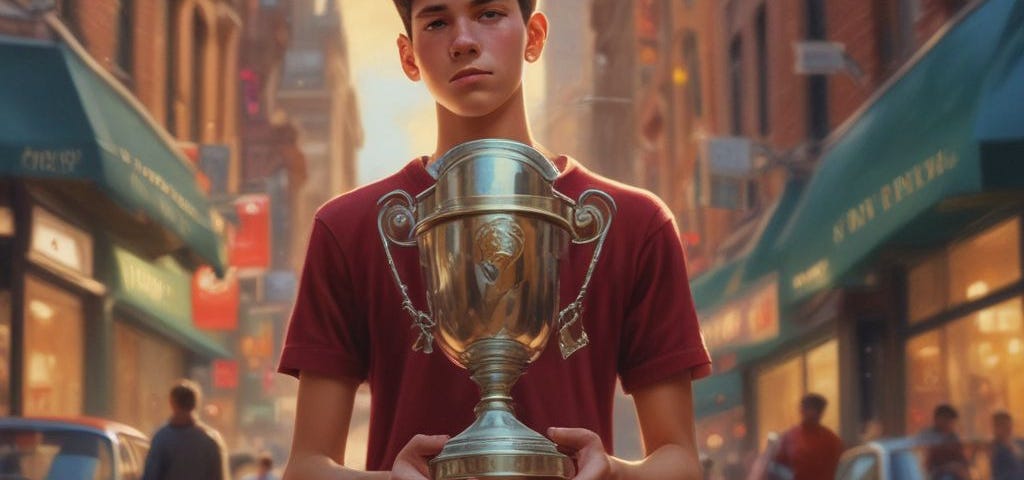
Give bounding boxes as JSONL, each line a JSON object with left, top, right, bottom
{"left": 449, "top": 24, "right": 480, "bottom": 59}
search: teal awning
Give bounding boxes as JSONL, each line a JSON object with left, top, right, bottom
{"left": 0, "top": 36, "right": 227, "bottom": 273}
{"left": 776, "top": 0, "right": 1024, "bottom": 304}
{"left": 691, "top": 179, "right": 805, "bottom": 315}
{"left": 106, "top": 246, "right": 230, "bottom": 359}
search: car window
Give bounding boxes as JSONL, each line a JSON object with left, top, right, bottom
{"left": 124, "top": 436, "right": 150, "bottom": 475}
{"left": 889, "top": 448, "right": 926, "bottom": 479}
{"left": 115, "top": 435, "right": 141, "bottom": 480}
{"left": 836, "top": 453, "right": 881, "bottom": 480}
{"left": 0, "top": 428, "right": 114, "bottom": 480}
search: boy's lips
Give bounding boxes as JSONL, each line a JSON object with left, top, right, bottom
{"left": 450, "top": 68, "right": 492, "bottom": 83}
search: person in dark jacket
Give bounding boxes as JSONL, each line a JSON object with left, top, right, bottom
{"left": 991, "top": 411, "right": 1024, "bottom": 480}
{"left": 141, "top": 380, "right": 230, "bottom": 480}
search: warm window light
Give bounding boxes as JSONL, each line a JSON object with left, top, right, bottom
{"left": 917, "top": 346, "right": 940, "bottom": 358}
{"left": 28, "top": 300, "right": 54, "bottom": 321}
{"left": 706, "top": 433, "right": 724, "bottom": 450}
{"left": 985, "top": 355, "right": 1000, "bottom": 369}
{"left": 1009, "top": 339, "right": 1022, "bottom": 355}
{"left": 966, "top": 281, "right": 989, "bottom": 300}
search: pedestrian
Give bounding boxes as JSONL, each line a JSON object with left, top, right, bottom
{"left": 991, "top": 411, "right": 1024, "bottom": 480}
{"left": 770, "top": 393, "right": 843, "bottom": 480}
{"left": 277, "top": 1, "right": 712, "bottom": 479}
{"left": 241, "top": 453, "right": 280, "bottom": 480}
{"left": 141, "top": 379, "right": 230, "bottom": 480}
{"left": 921, "top": 404, "right": 970, "bottom": 480}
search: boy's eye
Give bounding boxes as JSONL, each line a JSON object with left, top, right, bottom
{"left": 479, "top": 10, "right": 505, "bottom": 21}
{"left": 425, "top": 19, "right": 447, "bottom": 31}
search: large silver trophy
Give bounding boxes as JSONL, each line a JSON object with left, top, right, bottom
{"left": 377, "top": 139, "right": 615, "bottom": 479}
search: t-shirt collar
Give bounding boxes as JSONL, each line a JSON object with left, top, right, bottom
{"left": 403, "top": 154, "right": 577, "bottom": 193}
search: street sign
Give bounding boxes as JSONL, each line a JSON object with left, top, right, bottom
{"left": 794, "top": 41, "right": 849, "bottom": 75}
{"left": 706, "top": 137, "right": 752, "bottom": 177}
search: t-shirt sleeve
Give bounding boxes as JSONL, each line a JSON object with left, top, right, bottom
{"left": 618, "top": 217, "right": 712, "bottom": 393}
{"left": 277, "top": 217, "right": 368, "bottom": 381}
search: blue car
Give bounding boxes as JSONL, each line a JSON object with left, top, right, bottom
{"left": 0, "top": 416, "right": 150, "bottom": 480}
{"left": 835, "top": 436, "right": 991, "bottom": 480}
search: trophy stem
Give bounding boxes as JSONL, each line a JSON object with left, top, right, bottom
{"left": 430, "top": 339, "right": 575, "bottom": 479}
{"left": 468, "top": 338, "right": 529, "bottom": 416}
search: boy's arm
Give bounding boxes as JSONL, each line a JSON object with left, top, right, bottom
{"left": 283, "top": 372, "right": 388, "bottom": 480}
{"left": 282, "top": 371, "right": 448, "bottom": 480}
{"left": 549, "top": 375, "right": 702, "bottom": 480}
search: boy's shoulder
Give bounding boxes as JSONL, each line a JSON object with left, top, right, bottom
{"left": 562, "top": 160, "right": 675, "bottom": 229}
{"left": 315, "top": 160, "right": 423, "bottom": 229}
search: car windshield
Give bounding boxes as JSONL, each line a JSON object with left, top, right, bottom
{"left": 0, "top": 428, "right": 114, "bottom": 480}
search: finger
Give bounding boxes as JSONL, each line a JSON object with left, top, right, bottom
{"left": 407, "top": 434, "right": 450, "bottom": 456}
{"left": 547, "top": 427, "right": 601, "bottom": 451}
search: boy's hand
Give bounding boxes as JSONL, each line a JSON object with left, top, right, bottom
{"left": 548, "top": 427, "right": 616, "bottom": 480}
{"left": 390, "top": 434, "right": 449, "bottom": 480}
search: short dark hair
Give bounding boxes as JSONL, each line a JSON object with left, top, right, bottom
{"left": 993, "top": 411, "right": 1012, "bottom": 424}
{"left": 392, "top": 0, "right": 538, "bottom": 38}
{"left": 170, "top": 380, "right": 200, "bottom": 412}
{"left": 258, "top": 452, "right": 273, "bottom": 469}
{"left": 800, "top": 393, "right": 827, "bottom": 413}
{"left": 934, "top": 404, "right": 959, "bottom": 420}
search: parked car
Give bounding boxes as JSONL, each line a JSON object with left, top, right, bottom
{"left": 836, "top": 436, "right": 991, "bottom": 480}
{"left": 0, "top": 416, "right": 149, "bottom": 480}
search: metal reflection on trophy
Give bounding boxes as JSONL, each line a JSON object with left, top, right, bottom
{"left": 377, "top": 139, "right": 615, "bottom": 480}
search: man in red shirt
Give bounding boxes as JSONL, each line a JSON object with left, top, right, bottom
{"left": 277, "top": 1, "right": 712, "bottom": 479}
{"left": 772, "top": 394, "right": 844, "bottom": 480}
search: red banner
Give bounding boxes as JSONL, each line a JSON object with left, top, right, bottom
{"left": 230, "top": 195, "right": 271, "bottom": 269}
{"left": 192, "top": 265, "right": 239, "bottom": 330}
{"left": 212, "top": 360, "right": 239, "bottom": 390}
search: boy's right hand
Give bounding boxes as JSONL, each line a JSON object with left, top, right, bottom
{"left": 390, "top": 434, "right": 449, "bottom": 480}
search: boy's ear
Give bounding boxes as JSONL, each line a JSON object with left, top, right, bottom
{"left": 397, "top": 34, "right": 421, "bottom": 81}
{"left": 524, "top": 11, "right": 549, "bottom": 63}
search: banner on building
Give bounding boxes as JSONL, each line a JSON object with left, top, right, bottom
{"left": 212, "top": 359, "right": 239, "bottom": 390}
{"left": 192, "top": 265, "right": 239, "bottom": 330}
{"left": 229, "top": 195, "right": 271, "bottom": 271}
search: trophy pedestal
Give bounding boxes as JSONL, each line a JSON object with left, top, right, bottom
{"left": 429, "top": 339, "right": 575, "bottom": 480}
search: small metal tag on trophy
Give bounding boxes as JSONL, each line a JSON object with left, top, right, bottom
{"left": 378, "top": 139, "right": 615, "bottom": 479}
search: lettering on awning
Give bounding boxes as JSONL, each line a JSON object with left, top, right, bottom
{"left": 21, "top": 148, "right": 82, "bottom": 174}
{"left": 832, "top": 149, "right": 959, "bottom": 244}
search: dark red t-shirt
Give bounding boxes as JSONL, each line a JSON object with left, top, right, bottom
{"left": 773, "top": 423, "right": 844, "bottom": 480}
{"left": 278, "top": 156, "right": 711, "bottom": 471}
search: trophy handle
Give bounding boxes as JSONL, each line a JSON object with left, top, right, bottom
{"left": 557, "top": 189, "right": 616, "bottom": 359}
{"left": 377, "top": 190, "right": 436, "bottom": 354}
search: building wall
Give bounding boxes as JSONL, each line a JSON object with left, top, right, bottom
{"left": 539, "top": 0, "right": 594, "bottom": 161}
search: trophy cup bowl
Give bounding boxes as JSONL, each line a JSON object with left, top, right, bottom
{"left": 378, "top": 140, "right": 614, "bottom": 479}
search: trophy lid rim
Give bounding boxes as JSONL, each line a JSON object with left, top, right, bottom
{"left": 426, "top": 139, "right": 560, "bottom": 181}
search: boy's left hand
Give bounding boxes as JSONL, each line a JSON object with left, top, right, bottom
{"left": 547, "top": 427, "right": 616, "bottom": 480}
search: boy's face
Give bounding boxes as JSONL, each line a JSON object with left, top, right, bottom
{"left": 397, "top": 0, "right": 546, "bottom": 117}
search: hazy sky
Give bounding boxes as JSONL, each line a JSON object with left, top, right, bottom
{"left": 339, "top": 0, "right": 546, "bottom": 185}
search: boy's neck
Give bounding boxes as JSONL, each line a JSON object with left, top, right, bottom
{"left": 431, "top": 86, "right": 543, "bottom": 163}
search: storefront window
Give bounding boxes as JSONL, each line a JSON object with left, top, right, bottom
{"left": 113, "top": 321, "right": 186, "bottom": 435}
{"left": 948, "top": 219, "right": 1020, "bottom": 305}
{"left": 756, "top": 339, "right": 841, "bottom": 448}
{"left": 905, "top": 297, "right": 1024, "bottom": 439}
{"left": 905, "top": 331, "right": 947, "bottom": 433}
{"left": 807, "top": 340, "right": 841, "bottom": 431}
{"left": 757, "top": 356, "right": 802, "bottom": 449}
{"left": 909, "top": 218, "right": 1021, "bottom": 324}
{"left": 908, "top": 255, "right": 947, "bottom": 323}
{"left": 23, "top": 276, "right": 84, "bottom": 416}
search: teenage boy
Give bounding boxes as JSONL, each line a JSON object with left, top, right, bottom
{"left": 279, "top": 1, "right": 711, "bottom": 479}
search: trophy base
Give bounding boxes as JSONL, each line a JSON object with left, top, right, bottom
{"left": 429, "top": 409, "right": 574, "bottom": 480}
